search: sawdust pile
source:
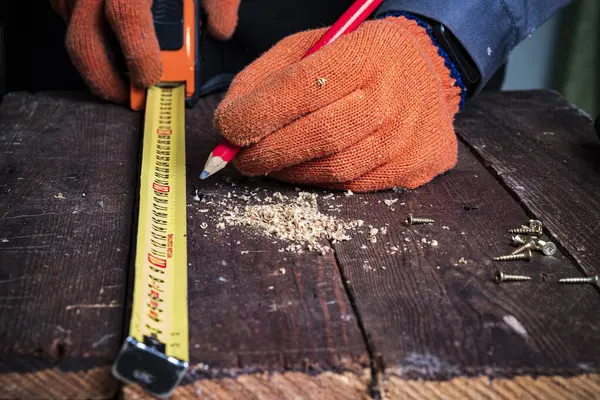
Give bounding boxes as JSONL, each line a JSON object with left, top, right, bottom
{"left": 217, "top": 191, "right": 364, "bottom": 254}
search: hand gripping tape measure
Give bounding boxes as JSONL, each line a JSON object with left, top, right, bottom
{"left": 112, "top": 0, "right": 200, "bottom": 397}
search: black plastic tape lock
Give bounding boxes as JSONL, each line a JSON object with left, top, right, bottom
{"left": 112, "top": 337, "right": 188, "bottom": 398}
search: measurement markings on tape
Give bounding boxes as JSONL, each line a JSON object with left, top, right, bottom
{"left": 112, "top": 83, "right": 189, "bottom": 399}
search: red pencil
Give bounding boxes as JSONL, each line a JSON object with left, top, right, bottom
{"left": 200, "top": 0, "right": 383, "bottom": 179}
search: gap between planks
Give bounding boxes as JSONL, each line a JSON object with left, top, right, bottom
{"left": 454, "top": 133, "right": 600, "bottom": 298}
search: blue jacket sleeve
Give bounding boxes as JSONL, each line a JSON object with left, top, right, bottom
{"left": 374, "top": 0, "right": 572, "bottom": 93}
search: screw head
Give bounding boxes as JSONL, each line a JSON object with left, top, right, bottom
{"left": 405, "top": 214, "right": 413, "bottom": 225}
{"left": 511, "top": 234, "right": 526, "bottom": 245}
{"left": 528, "top": 219, "right": 543, "bottom": 232}
{"left": 493, "top": 270, "right": 504, "bottom": 284}
{"left": 539, "top": 241, "right": 557, "bottom": 256}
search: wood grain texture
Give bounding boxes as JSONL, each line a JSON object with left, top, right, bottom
{"left": 381, "top": 373, "right": 600, "bottom": 399}
{"left": 124, "top": 370, "right": 371, "bottom": 400}
{"left": 123, "top": 371, "right": 600, "bottom": 400}
{"left": 0, "top": 367, "right": 117, "bottom": 399}
{"left": 0, "top": 92, "right": 139, "bottom": 397}
{"left": 455, "top": 90, "right": 600, "bottom": 276}
{"left": 329, "top": 139, "right": 600, "bottom": 380}
{"left": 180, "top": 94, "right": 369, "bottom": 377}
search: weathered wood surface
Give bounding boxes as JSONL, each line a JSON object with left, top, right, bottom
{"left": 455, "top": 90, "right": 600, "bottom": 277}
{"left": 177, "top": 89, "right": 600, "bottom": 387}
{"left": 124, "top": 370, "right": 600, "bottom": 400}
{"left": 125, "top": 370, "right": 372, "bottom": 400}
{"left": 0, "top": 92, "right": 141, "bottom": 397}
{"left": 381, "top": 373, "right": 600, "bottom": 400}
{"left": 329, "top": 140, "right": 600, "bottom": 380}
{"left": 2, "top": 89, "right": 600, "bottom": 399}
{"left": 181, "top": 96, "right": 369, "bottom": 376}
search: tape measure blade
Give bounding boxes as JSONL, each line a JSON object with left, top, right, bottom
{"left": 113, "top": 84, "right": 189, "bottom": 398}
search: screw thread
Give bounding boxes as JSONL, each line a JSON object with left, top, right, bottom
{"left": 413, "top": 218, "right": 435, "bottom": 223}
{"left": 510, "top": 242, "right": 535, "bottom": 255}
{"left": 405, "top": 215, "right": 435, "bottom": 225}
{"left": 493, "top": 251, "right": 532, "bottom": 261}
{"left": 494, "top": 270, "right": 532, "bottom": 284}
{"left": 504, "top": 274, "right": 532, "bottom": 282}
{"left": 559, "top": 277, "right": 595, "bottom": 284}
{"left": 508, "top": 227, "right": 535, "bottom": 235}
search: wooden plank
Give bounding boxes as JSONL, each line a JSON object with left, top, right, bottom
{"left": 0, "top": 92, "right": 140, "bottom": 398}
{"left": 0, "top": 368, "right": 116, "bottom": 399}
{"left": 124, "top": 370, "right": 371, "bottom": 400}
{"left": 329, "top": 138, "right": 600, "bottom": 379}
{"left": 130, "top": 94, "right": 368, "bottom": 383}
{"left": 123, "top": 371, "right": 372, "bottom": 400}
{"left": 381, "top": 373, "right": 600, "bottom": 399}
{"left": 455, "top": 90, "right": 600, "bottom": 276}
{"left": 124, "top": 370, "right": 600, "bottom": 400}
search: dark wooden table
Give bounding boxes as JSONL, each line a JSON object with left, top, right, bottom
{"left": 1, "top": 89, "right": 600, "bottom": 399}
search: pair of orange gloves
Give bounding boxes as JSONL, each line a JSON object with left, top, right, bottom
{"left": 51, "top": 0, "right": 463, "bottom": 193}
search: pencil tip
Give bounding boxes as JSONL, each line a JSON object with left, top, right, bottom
{"left": 199, "top": 170, "right": 210, "bottom": 180}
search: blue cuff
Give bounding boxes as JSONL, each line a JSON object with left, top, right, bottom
{"left": 378, "top": 11, "right": 467, "bottom": 110}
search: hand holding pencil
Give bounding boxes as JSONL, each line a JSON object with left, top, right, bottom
{"left": 204, "top": 6, "right": 464, "bottom": 192}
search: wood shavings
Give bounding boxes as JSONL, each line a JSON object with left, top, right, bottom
{"left": 218, "top": 191, "right": 364, "bottom": 255}
{"left": 384, "top": 198, "right": 398, "bottom": 206}
{"left": 54, "top": 193, "right": 65, "bottom": 199}
{"left": 344, "top": 190, "right": 354, "bottom": 196}
{"left": 279, "top": 268, "right": 286, "bottom": 275}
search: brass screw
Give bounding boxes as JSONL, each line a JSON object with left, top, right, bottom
{"left": 405, "top": 214, "right": 435, "bottom": 226}
{"left": 493, "top": 249, "right": 533, "bottom": 262}
{"left": 536, "top": 239, "right": 557, "bottom": 256}
{"left": 558, "top": 275, "right": 600, "bottom": 285}
{"left": 508, "top": 226, "right": 541, "bottom": 237}
{"left": 510, "top": 240, "right": 537, "bottom": 255}
{"left": 528, "top": 219, "right": 543, "bottom": 233}
{"left": 511, "top": 234, "right": 527, "bottom": 246}
{"left": 493, "top": 270, "right": 532, "bottom": 284}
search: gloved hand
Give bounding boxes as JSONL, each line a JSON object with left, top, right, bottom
{"left": 50, "top": 0, "right": 240, "bottom": 104}
{"left": 213, "top": 16, "right": 463, "bottom": 192}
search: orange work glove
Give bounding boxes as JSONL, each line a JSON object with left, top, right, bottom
{"left": 213, "top": 16, "right": 464, "bottom": 193}
{"left": 50, "top": 0, "right": 240, "bottom": 104}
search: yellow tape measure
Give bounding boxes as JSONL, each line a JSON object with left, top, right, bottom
{"left": 113, "top": 84, "right": 189, "bottom": 398}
